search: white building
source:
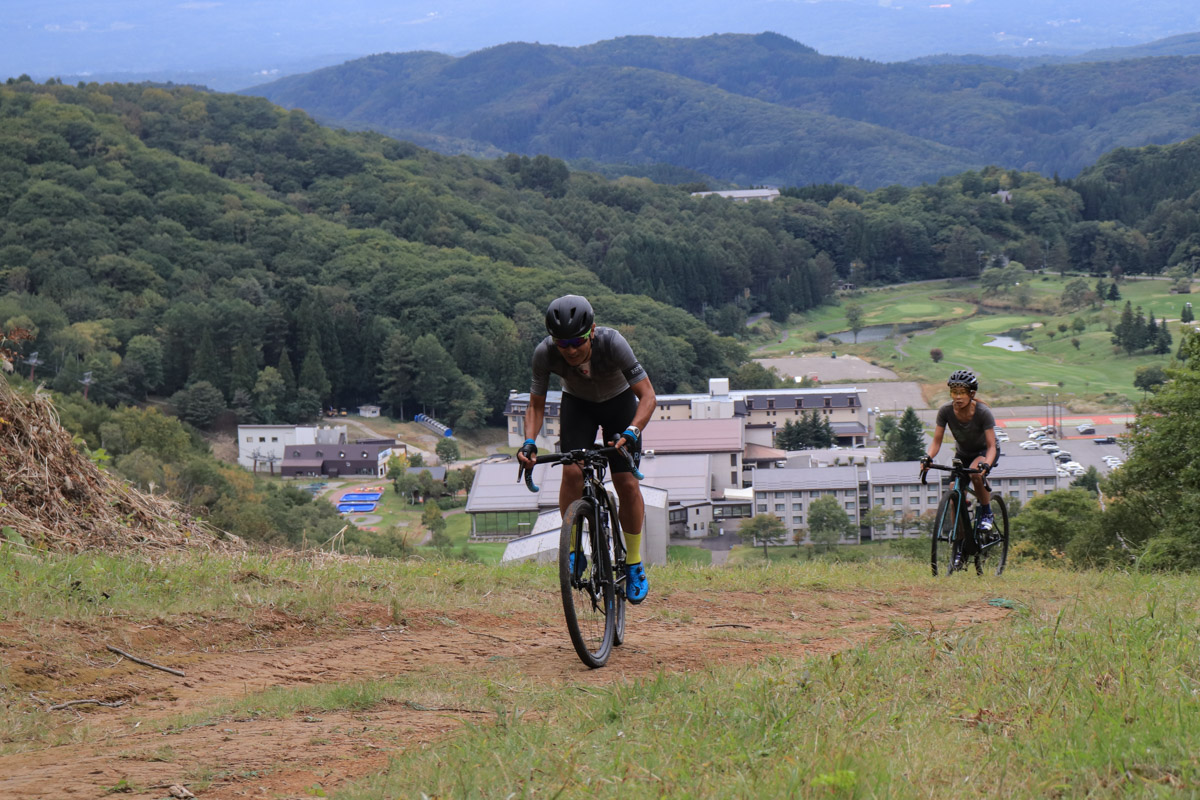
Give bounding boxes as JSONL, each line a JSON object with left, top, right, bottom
{"left": 505, "top": 379, "right": 869, "bottom": 450}
{"left": 236, "top": 424, "right": 347, "bottom": 471}
{"left": 690, "top": 188, "right": 781, "bottom": 202}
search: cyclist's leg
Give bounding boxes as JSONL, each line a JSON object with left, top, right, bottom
{"left": 612, "top": 472, "right": 644, "bottom": 560}
{"left": 558, "top": 394, "right": 600, "bottom": 563}
{"left": 966, "top": 456, "right": 990, "bottom": 505}
{"left": 964, "top": 450, "right": 999, "bottom": 534}
{"left": 599, "top": 389, "right": 648, "bottom": 602}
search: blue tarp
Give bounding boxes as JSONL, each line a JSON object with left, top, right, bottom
{"left": 338, "top": 502, "right": 378, "bottom": 513}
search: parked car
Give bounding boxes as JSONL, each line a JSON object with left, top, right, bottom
{"left": 995, "top": 430, "right": 1009, "bottom": 442}
{"left": 1093, "top": 436, "right": 1117, "bottom": 444}
{"left": 1019, "top": 441, "right": 1042, "bottom": 450}
{"left": 1075, "top": 424, "right": 1096, "bottom": 434}
{"left": 1039, "top": 441, "right": 1059, "bottom": 449}
{"left": 1055, "top": 451, "right": 1073, "bottom": 462}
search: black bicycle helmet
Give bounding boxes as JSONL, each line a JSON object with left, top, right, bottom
{"left": 947, "top": 369, "right": 979, "bottom": 391}
{"left": 544, "top": 295, "right": 594, "bottom": 339}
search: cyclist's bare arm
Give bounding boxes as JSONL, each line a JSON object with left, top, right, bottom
{"left": 611, "top": 377, "right": 656, "bottom": 450}
{"left": 982, "top": 427, "right": 997, "bottom": 466}
{"left": 926, "top": 424, "right": 947, "bottom": 461}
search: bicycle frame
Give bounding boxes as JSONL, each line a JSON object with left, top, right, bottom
{"left": 923, "top": 458, "right": 1006, "bottom": 576}
{"left": 522, "top": 446, "right": 633, "bottom": 588}
{"left": 519, "top": 446, "right": 641, "bottom": 666}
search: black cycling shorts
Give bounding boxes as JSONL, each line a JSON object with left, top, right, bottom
{"left": 558, "top": 388, "right": 641, "bottom": 475}
{"left": 956, "top": 448, "right": 1001, "bottom": 469}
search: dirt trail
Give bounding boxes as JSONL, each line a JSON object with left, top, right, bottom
{"left": 1, "top": 587, "right": 1010, "bottom": 799}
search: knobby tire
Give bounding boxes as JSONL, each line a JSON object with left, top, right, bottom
{"left": 931, "top": 491, "right": 967, "bottom": 577}
{"left": 559, "top": 498, "right": 615, "bottom": 668}
{"left": 975, "top": 495, "right": 1010, "bottom": 576}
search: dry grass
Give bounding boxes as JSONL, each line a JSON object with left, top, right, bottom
{"left": 0, "top": 377, "right": 236, "bottom": 553}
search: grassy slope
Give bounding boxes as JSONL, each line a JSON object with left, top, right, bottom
{"left": 753, "top": 276, "right": 1194, "bottom": 408}
{"left": 4, "top": 548, "right": 1196, "bottom": 797}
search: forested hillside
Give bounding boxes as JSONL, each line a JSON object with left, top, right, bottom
{"left": 250, "top": 32, "right": 1200, "bottom": 188}
{"left": 3, "top": 75, "right": 1199, "bottom": 434}
{"left": 3, "top": 75, "right": 1200, "bottom": 563}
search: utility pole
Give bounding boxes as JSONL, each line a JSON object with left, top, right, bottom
{"left": 23, "top": 352, "right": 42, "bottom": 383}
{"left": 79, "top": 371, "right": 93, "bottom": 401}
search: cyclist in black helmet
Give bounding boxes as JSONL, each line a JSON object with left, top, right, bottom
{"left": 517, "top": 294, "right": 657, "bottom": 603}
{"left": 921, "top": 369, "right": 1000, "bottom": 554}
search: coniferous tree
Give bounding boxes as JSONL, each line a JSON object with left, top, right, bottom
{"left": 378, "top": 331, "right": 415, "bottom": 420}
{"left": 775, "top": 418, "right": 799, "bottom": 450}
{"left": 883, "top": 406, "right": 926, "bottom": 461}
{"left": 190, "top": 328, "right": 224, "bottom": 393}
{"left": 820, "top": 414, "right": 836, "bottom": 448}
{"left": 1113, "top": 301, "right": 1134, "bottom": 352}
{"left": 298, "top": 335, "right": 332, "bottom": 405}
{"left": 230, "top": 342, "right": 259, "bottom": 399}
{"left": 277, "top": 348, "right": 296, "bottom": 395}
{"left": 1131, "top": 306, "right": 1149, "bottom": 352}
{"left": 1155, "top": 321, "right": 1173, "bottom": 355}
{"left": 1182, "top": 303, "right": 1195, "bottom": 324}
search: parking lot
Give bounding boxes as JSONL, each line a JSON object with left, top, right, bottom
{"left": 911, "top": 406, "right": 1132, "bottom": 481}
{"left": 997, "top": 418, "right": 1130, "bottom": 480}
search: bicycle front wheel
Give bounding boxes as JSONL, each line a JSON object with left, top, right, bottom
{"left": 975, "top": 495, "right": 1010, "bottom": 576}
{"left": 559, "top": 498, "right": 615, "bottom": 668}
{"left": 931, "top": 491, "right": 967, "bottom": 577}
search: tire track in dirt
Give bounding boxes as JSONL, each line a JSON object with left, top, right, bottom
{"left": 0, "top": 587, "right": 1011, "bottom": 799}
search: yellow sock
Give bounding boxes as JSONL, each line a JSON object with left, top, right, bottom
{"left": 624, "top": 531, "right": 642, "bottom": 565}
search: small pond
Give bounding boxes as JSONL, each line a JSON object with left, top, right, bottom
{"left": 825, "top": 322, "right": 932, "bottom": 343}
{"left": 983, "top": 335, "right": 1032, "bottom": 351}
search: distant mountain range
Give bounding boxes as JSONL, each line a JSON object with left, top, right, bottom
{"left": 10, "top": 0, "right": 1200, "bottom": 84}
{"left": 246, "top": 32, "right": 1200, "bottom": 189}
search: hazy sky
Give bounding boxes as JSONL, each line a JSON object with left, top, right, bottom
{"left": 5, "top": 0, "right": 1200, "bottom": 81}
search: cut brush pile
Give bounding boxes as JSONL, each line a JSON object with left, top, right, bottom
{"left": 0, "top": 375, "right": 237, "bottom": 553}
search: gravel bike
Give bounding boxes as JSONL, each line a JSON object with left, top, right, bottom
{"left": 520, "top": 446, "right": 642, "bottom": 668}
{"left": 922, "top": 459, "right": 1009, "bottom": 577}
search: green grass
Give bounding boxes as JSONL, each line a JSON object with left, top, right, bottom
{"left": 667, "top": 545, "right": 713, "bottom": 566}
{"left": 725, "top": 540, "right": 898, "bottom": 565}
{"left": 335, "top": 565, "right": 1200, "bottom": 799}
{"left": 6, "top": 548, "right": 1200, "bottom": 798}
{"left": 785, "top": 281, "right": 973, "bottom": 331}
{"left": 751, "top": 275, "right": 1191, "bottom": 407}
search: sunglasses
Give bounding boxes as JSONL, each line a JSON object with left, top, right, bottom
{"left": 554, "top": 330, "right": 592, "bottom": 349}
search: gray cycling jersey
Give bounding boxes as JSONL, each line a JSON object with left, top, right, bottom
{"left": 530, "top": 326, "right": 648, "bottom": 402}
{"left": 936, "top": 400, "right": 996, "bottom": 454}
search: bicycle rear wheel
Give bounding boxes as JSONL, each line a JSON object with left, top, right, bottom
{"left": 931, "top": 491, "right": 967, "bottom": 577}
{"left": 975, "top": 495, "right": 1010, "bottom": 576}
{"left": 559, "top": 498, "right": 615, "bottom": 668}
